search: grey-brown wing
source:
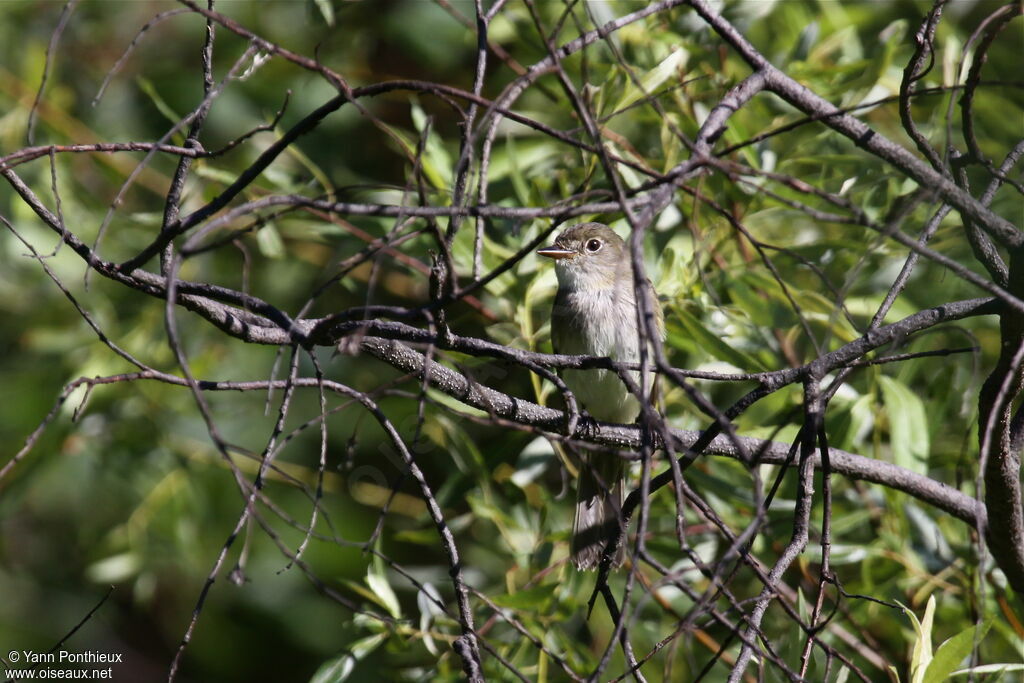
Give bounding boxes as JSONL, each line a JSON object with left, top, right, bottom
{"left": 550, "top": 289, "right": 587, "bottom": 356}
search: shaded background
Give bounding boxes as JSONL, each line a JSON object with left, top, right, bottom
{"left": 0, "top": 1, "right": 1021, "bottom": 681}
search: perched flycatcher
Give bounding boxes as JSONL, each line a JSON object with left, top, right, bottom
{"left": 537, "top": 223, "right": 664, "bottom": 570}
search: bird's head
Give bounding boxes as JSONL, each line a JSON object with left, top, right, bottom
{"left": 537, "top": 223, "right": 627, "bottom": 292}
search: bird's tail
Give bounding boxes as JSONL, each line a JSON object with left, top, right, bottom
{"left": 571, "top": 453, "right": 625, "bottom": 570}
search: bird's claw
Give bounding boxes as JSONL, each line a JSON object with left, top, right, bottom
{"left": 574, "top": 411, "right": 600, "bottom": 441}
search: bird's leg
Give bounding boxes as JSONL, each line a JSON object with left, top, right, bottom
{"left": 573, "top": 409, "right": 601, "bottom": 442}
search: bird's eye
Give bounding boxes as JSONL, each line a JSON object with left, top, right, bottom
{"left": 585, "top": 238, "right": 602, "bottom": 252}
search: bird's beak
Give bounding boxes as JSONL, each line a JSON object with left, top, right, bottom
{"left": 537, "top": 246, "right": 575, "bottom": 260}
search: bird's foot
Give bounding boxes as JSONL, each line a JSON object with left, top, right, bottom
{"left": 573, "top": 410, "right": 601, "bottom": 441}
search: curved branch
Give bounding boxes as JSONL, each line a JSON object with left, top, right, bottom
{"left": 358, "top": 337, "right": 985, "bottom": 527}
{"left": 686, "top": 0, "right": 1022, "bottom": 249}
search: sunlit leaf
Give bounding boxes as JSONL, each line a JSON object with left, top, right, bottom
{"left": 366, "top": 565, "right": 402, "bottom": 619}
{"left": 309, "top": 634, "right": 385, "bottom": 683}
{"left": 256, "top": 223, "right": 285, "bottom": 259}
{"left": 878, "top": 375, "right": 930, "bottom": 475}
{"left": 924, "top": 620, "right": 992, "bottom": 683}
{"left": 312, "top": 0, "right": 335, "bottom": 26}
{"left": 669, "top": 304, "right": 767, "bottom": 371}
{"left": 613, "top": 47, "right": 689, "bottom": 114}
{"left": 491, "top": 583, "right": 557, "bottom": 610}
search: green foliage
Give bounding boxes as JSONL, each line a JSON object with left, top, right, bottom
{"left": 890, "top": 596, "right": 1009, "bottom": 683}
{"left": 0, "top": 1, "right": 1021, "bottom": 682}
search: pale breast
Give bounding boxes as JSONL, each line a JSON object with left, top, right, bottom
{"left": 552, "top": 285, "right": 642, "bottom": 423}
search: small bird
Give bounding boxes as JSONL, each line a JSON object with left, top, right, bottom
{"left": 537, "top": 223, "right": 664, "bottom": 570}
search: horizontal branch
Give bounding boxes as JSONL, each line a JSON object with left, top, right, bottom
{"left": 312, "top": 296, "right": 998, "bottom": 389}
{"left": 0, "top": 142, "right": 202, "bottom": 169}
{"left": 359, "top": 336, "right": 986, "bottom": 527}
{"left": 181, "top": 195, "right": 651, "bottom": 242}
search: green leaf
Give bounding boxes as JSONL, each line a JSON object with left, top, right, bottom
{"left": 668, "top": 304, "right": 767, "bottom": 371}
{"left": 426, "top": 388, "right": 487, "bottom": 418}
{"left": 410, "top": 99, "right": 452, "bottom": 190}
{"left": 313, "top": 0, "right": 335, "bottom": 26}
{"left": 613, "top": 47, "right": 688, "bottom": 113}
{"left": 729, "top": 277, "right": 782, "bottom": 328}
{"left": 491, "top": 583, "right": 557, "bottom": 610}
{"left": 135, "top": 76, "right": 182, "bottom": 127}
{"left": 924, "top": 620, "right": 992, "bottom": 683}
{"left": 309, "top": 653, "right": 353, "bottom": 683}
{"left": 466, "top": 494, "right": 518, "bottom": 530}
{"left": 486, "top": 140, "right": 559, "bottom": 182}
{"left": 366, "top": 561, "right": 402, "bottom": 619}
{"left": 897, "top": 596, "right": 935, "bottom": 683}
{"left": 417, "top": 583, "right": 444, "bottom": 656}
{"left": 511, "top": 436, "right": 555, "bottom": 488}
{"left": 912, "top": 595, "right": 936, "bottom": 683}
{"left": 394, "top": 528, "right": 443, "bottom": 545}
{"left": 194, "top": 166, "right": 243, "bottom": 185}
{"left": 309, "top": 634, "right": 385, "bottom": 683}
{"left": 281, "top": 132, "right": 335, "bottom": 199}
{"left": 877, "top": 376, "right": 930, "bottom": 475}
{"left": 949, "top": 664, "right": 1024, "bottom": 677}
{"left": 256, "top": 224, "right": 285, "bottom": 259}
{"left": 796, "top": 587, "right": 809, "bottom": 622}
{"left": 942, "top": 33, "right": 962, "bottom": 87}
{"left": 85, "top": 552, "right": 141, "bottom": 583}
{"left": 653, "top": 238, "right": 695, "bottom": 299}
{"left": 506, "top": 133, "right": 532, "bottom": 206}
{"left": 340, "top": 563, "right": 402, "bottom": 619}
{"left": 366, "top": 574, "right": 400, "bottom": 619}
